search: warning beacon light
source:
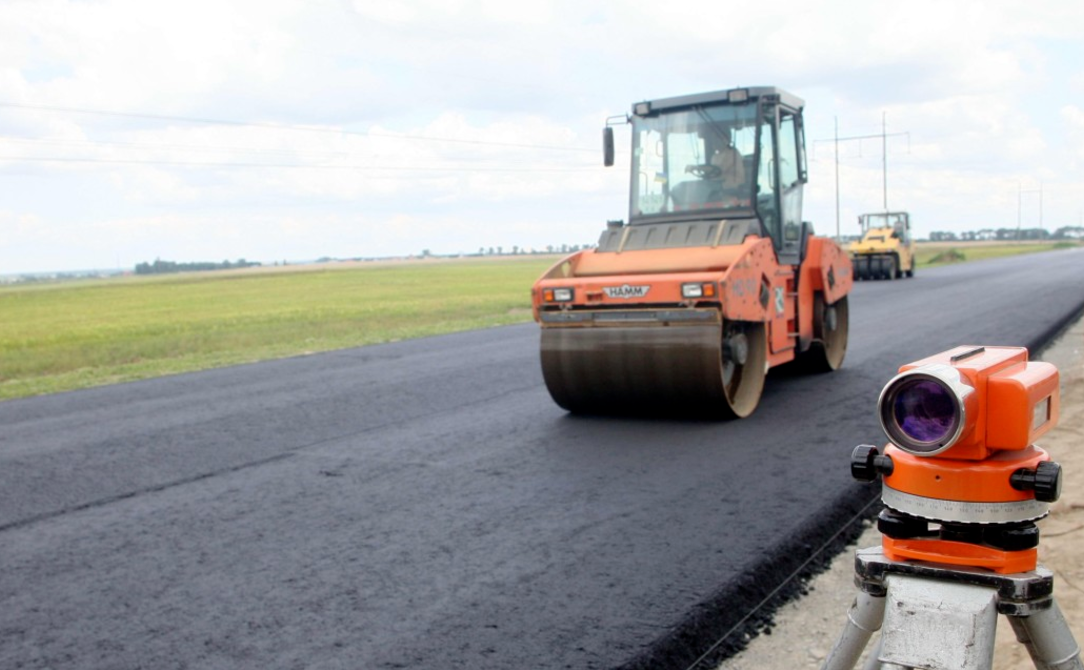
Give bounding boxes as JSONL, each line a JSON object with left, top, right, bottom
{"left": 852, "top": 345, "right": 1063, "bottom": 574}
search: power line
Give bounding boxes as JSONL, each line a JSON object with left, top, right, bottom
{"left": 0, "top": 135, "right": 355, "bottom": 161}
{"left": 0, "top": 101, "right": 596, "bottom": 153}
{"left": 0, "top": 154, "right": 598, "bottom": 172}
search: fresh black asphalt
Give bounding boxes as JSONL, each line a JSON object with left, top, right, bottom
{"left": 2, "top": 248, "right": 1083, "bottom": 669}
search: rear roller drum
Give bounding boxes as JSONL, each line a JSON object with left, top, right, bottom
{"left": 799, "top": 293, "right": 849, "bottom": 372}
{"left": 720, "top": 320, "right": 767, "bottom": 419}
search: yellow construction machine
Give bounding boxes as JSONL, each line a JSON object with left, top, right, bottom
{"left": 849, "top": 211, "right": 916, "bottom": 280}
{"left": 531, "top": 87, "right": 853, "bottom": 418}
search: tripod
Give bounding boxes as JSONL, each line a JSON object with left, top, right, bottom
{"left": 821, "top": 546, "right": 1082, "bottom": 670}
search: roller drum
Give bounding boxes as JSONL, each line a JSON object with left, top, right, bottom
{"left": 540, "top": 321, "right": 765, "bottom": 418}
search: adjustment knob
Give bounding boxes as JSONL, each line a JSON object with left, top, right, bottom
{"left": 1010, "top": 460, "right": 1063, "bottom": 503}
{"left": 1033, "top": 461, "right": 1063, "bottom": 502}
{"left": 851, "top": 445, "right": 894, "bottom": 482}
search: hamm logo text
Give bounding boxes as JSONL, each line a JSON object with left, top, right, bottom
{"left": 604, "top": 285, "right": 650, "bottom": 299}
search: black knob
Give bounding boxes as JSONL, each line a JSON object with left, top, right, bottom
{"left": 1010, "top": 460, "right": 1063, "bottom": 503}
{"left": 851, "top": 445, "right": 893, "bottom": 482}
{"left": 877, "top": 509, "right": 929, "bottom": 539}
{"left": 983, "top": 522, "right": 1040, "bottom": 551}
{"left": 1034, "top": 461, "right": 1063, "bottom": 502}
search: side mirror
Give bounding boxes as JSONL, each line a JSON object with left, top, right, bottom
{"left": 603, "top": 127, "right": 615, "bottom": 167}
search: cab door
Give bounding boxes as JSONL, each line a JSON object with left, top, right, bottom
{"left": 755, "top": 102, "right": 806, "bottom": 267}
{"left": 777, "top": 108, "right": 806, "bottom": 266}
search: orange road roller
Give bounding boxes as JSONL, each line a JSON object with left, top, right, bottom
{"left": 532, "top": 87, "right": 854, "bottom": 418}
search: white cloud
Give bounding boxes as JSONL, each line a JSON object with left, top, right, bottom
{"left": 1062, "top": 105, "right": 1084, "bottom": 168}
{"left": 1, "top": 0, "right": 1084, "bottom": 271}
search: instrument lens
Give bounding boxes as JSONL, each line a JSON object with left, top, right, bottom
{"left": 893, "top": 379, "right": 956, "bottom": 448}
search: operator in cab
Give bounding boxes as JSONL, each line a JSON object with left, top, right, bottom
{"left": 710, "top": 130, "right": 745, "bottom": 192}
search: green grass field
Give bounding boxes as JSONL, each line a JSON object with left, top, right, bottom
{"left": 3, "top": 241, "right": 1078, "bottom": 401}
{"left": 0, "top": 257, "right": 556, "bottom": 400}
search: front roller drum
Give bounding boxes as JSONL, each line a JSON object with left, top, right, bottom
{"left": 854, "top": 256, "right": 870, "bottom": 280}
{"left": 868, "top": 256, "right": 885, "bottom": 279}
{"left": 540, "top": 321, "right": 767, "bottom": 419}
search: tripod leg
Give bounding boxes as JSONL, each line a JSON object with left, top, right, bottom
{"left": 859, "top": 636, "right": 883, "bottom": 670}
{"left": 1007, "top": 599, "right": 1083, "bottom": 670}
{"left": 821, "top": 591, "right": 886, "bottom": 670}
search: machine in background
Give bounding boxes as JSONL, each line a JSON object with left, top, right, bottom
{"left": 849, "top": 211, "right": 916, "bottom": 280}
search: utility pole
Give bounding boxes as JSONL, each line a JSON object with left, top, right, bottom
{"left": 814, "top": 115, "right": 909, "bottom": 240}
{"left": 1017, "top": 182, "right": 1044, "bottom": 240}
{"left": 882, "top": 112, "right": 888, "bottom": 210}
{"left": 1039, "top": 181, "right": 1044, "bottom": 232}
{"left": 834, "top": 117, "right": 841, "bottom": 240}
{"left": 1017, "top": 182, "right": 1022, "bottom": 235}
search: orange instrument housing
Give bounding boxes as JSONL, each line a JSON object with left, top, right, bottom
{"left": 881, "top": 536, "right": 1038, "bottom": 575}
{"left": 871, "top": 346, "right": 1062, "bottom": 574}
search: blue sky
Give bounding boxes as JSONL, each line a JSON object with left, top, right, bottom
{"left": 2, "top": 0, "right": 1083, "bottom": 273}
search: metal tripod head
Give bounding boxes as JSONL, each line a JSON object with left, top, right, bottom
{"left": 821, "top": 548, "right": 1081, "bottom": 670}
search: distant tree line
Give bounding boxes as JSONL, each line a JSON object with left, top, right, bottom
{"left": 134, "top": 258, "right": 262, "bottom": 275}
{"left": 928, "top": 226, "right": 1084, "bottom": 242}
{"left": 468, "top": 244, "right": 592, "bottom": 257}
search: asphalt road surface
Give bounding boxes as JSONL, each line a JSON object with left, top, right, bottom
{"left": 3, "top": 248, "right": 1084, "bottom": 670}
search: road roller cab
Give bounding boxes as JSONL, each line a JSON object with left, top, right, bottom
{"left": 532, "top": 86, "right": 853, "bottom": 418}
